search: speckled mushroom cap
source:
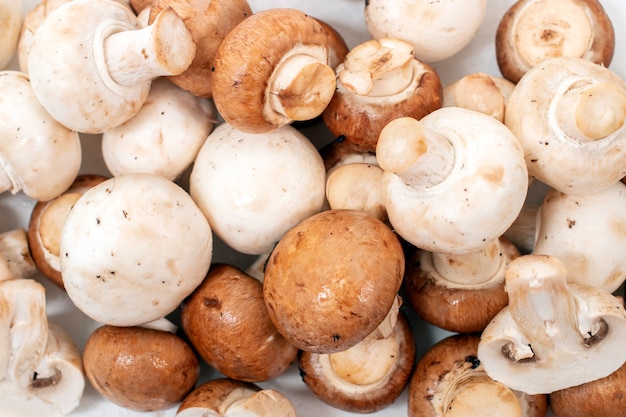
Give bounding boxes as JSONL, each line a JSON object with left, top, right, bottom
{"left": 496, "top": 0, "right": 615, "bottom": 84}
{"left": 180, "top": 263, "right": 298, "bottom": 382}
{"left": 263, "top": 209, "right": 405, "bottom": 354}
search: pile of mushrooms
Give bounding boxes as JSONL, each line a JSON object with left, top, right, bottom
{"left": 3, "top": 0, "right": 626, "bottom": 416}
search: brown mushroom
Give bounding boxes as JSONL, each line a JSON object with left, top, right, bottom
{"left": 82, "top": 324, "right": 200, "bottom": 411}
{"left": 211, "top": 8, "right": 337, "bottom": 133}
{"left": 314, "top": 18, "right": 349, "bottom": 70}
{"left": 180, "top": 263, "right": 298, "bottom": 382}
{"left": 263, "top": 209, "right": 405, "bottom": 354}
{"left": 496, "top": 0, "right": 615, "bottom": 83}
{"left": 27, "top": 174, "right": 109, "bottom": 289}
{"left": 322, "top": 37, "right": 443, "bottom": 152}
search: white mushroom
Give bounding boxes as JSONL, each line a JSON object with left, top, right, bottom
{"left": 27, "top": 0, "right": 196, "bottom": 133}
{"left": 189, "top": 122, "right": 326, "bottom": 255}
{"left": 478, "top": 254, "right": 626, "bottom": 395}
{"left": 0, "top": 71, "right": 81, "bottom": 201}
{"left": 59, "top": 173, "right": 213, "bottom": 326}
{"left": 364, "top": 0, "right": 487, "bottom": 63}
{"left": 102, "top": 78, "right": 216, "bottom": 180}
{"left": 0, "top": 0, "right": 22, "bottom": 70}
{"left": 0, "top": 228, "right": 37, "bottom": 281}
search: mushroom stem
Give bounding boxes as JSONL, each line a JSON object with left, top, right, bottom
{"left": 103, "top": 7, "right": 195, "bottom": 87}
{"left": 451, "top": 73, "right": 506, "bottom": 122}
{"left": 556, "top": 81, "right": 626, "bottom": 140}
{"left": 431, "top": 238, "right": 503, "bottom": 286}
{"left": 505, "top": 255, "right": 586, "bottom": 362}
{"left": 223, "top": 389, "right": 297, "bottom": 417}
{"left": 376, "top": 117, "right": 454, "bottom": 188}
{"left": 339, "top": 38, "right": 415, "bottom": 97}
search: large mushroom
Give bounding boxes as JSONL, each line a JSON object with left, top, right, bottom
{"left": 496, "top": 0, "right": 615, "bottom": 83}
{"left": 477, "top": 254, "right": 626, "bottom": 395}
{"left": 59, "top": 173, "right": 213, "bottom": 326}
{"left": 0, "top": 0, "right": 23, "bottom": 70}
{"left": 211, "top": 8, "right": 337, "bottom": 133}
{"left": 27, "top": 0, "right": 196, "bottom": 133}
{"left": 322, "top": 38, "right": 443, "bottom": 152}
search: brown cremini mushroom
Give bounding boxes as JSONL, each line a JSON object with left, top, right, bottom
{"left": 83, "top": 324, "right": 200, "bottom": 411}
{"left": 181, "top": 263, "right": 298, "bottom": 382}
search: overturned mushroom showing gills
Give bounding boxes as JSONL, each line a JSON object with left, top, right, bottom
{"left": 505, "top": 57, "right": 626, "bottom": 194}
{"left": 176, "top": 378, "right": 297, "bottom": 417}
{"left": 409, "top": 333, "right": 548, "bottom": 417}
{"left": 27, "top": 0, "right": 196, "bottom": 133}
{"left": 496, "top": 0, "right": 615, "bottom": 83}
{"left": 477, "top": 254, "right": 626, "bottom": 395}
{"left": 211, "top": 8, "right": 336, "bottom": 133}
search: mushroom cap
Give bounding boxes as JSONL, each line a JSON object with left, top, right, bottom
{"left": 211, "top": 8, "right": 335, "bottom": 133}
{"left": 263, "top": 209, "right": 405, "bottom": 354}
{"left": 180, "top": 263, "right": 298, "bottom": 382}
{"left": 0, "top": 0, "right": 22, "bottom": 70}
{"left": 102, "top": 78, "right": 216, "bottom": 180}
{"left": 148, "top": 0, "right": 252, "bottom": 98}
{"left": 83, "top": 325, "right": 199, "bottom": 411}
{"left": 299, "top": 311, "right": 415, "bottom": 413}
{"left": 496, "top": 0, "right": 615, "bottom": 84}
{"left": 505, "top": 56, "right": 626, "bottom": 194}
{"left": 27, "top": 174, "right": 109, "bottom": 289}
{"left": 364, "top": 0, "right": 487, "bottom": 63}
{"left": 189, "top": 122, "right": 326, "bottom": 255}
{"left": 314, "top": 17, "right": 350, "bottom": 70}
{"left": 0, "top": 71, "right": 82, "bottom": 201}
{"left": 60, "top": 173, "right": 213, "bottom": 326}
{"left": 409, "top": 333, "right": 548, "bottom": 417}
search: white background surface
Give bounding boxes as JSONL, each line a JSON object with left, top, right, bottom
{"left": 5, "top": 0, "right": 626, "bottom": 416}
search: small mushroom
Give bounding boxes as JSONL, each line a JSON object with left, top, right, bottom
{"left": 27, "top": 174, "right": 109, "bottom": 289}
{"left": 82, "top": 324, "right": 199, "bottom": 411}
{"left": 180, "top": 263, "right": 298, "bottom": 382}
{"left": 101, "top": 78, "right": 216, "bottom": 180}
{"left": 477, "top": 254, "right": 626, "bottom": 394}
{"left": 263, "top": 209, "right": 405, "bottom": 354}
{"left": 189, "top": 122, "right": 326, "bottom": 255}
{"left": 211, "top": 8, "right": 337, "bottom": 133}
{"left": 176, "top": 378, "right": 297, "bottom": 417}
{"left": 59, "top": 173, "right": 213, "bottom": 326}
{"left": 0, "top": 0, "right": 22, "bottom": 70}
{"left": 409, "top": 333, "right": 548, "bottom": 417}
{"left": 299, "top": 296, "right": 416, "bottom": 413}
{"left": 0, "top": 70, "right": 82, "bottom": 202}
{"left": 147, "top": 0, "right": 252, "bottom": 98}
{"left": 364, "top": 0, "right": 487, "bottom": 63}
{"left": 322, "top": 37, "right": 443, "bottom": 152}
{"left": 505, "top": 57, "right": 626, "bottom": 194}
{"left": 496, "top": 0, "right": 615, "bottom": 84}
{"left": 27, "top": 0, "right": 196, "bottom": 133}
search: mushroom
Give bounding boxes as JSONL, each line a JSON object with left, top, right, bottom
{"left": 315, "top": 17, "right": 350, "bottom": 70}
{"left": 0, "top": 70, "right": 82, "bottom": 202}
{"left": 299, "top": 296, "right": 416, "bottom": 413}
{"left": 0, "top": 228, "right": 37, "bottom": 281}
{"left": 364, "top": 0, "right": 487, "bottom": 63}
{"left": 27, "top": 0, "right": 196, "bottom": 133}
{"left": 322, "top": 37, "right": 443, "bottom": 152}
{"left": 101, "top": 78, "right": 216, "bottom": 180}
{"left": 210, "top": 8, "right": 337, "bottom": 133}
{"left": 408, "top": 333, "right": 548, "bottom": 417}
{"left": 0, "top": 0, "right": 23, "bottom": 70}
{"left": 176, "top": 378, "right": 297, "bottom": 417}
{"left": 263, "top": 209, "right": 405, "bottom": 354}
{"left": 0, "top": 278, "right": 85, "bottom": 417}
{"left": 59, "top": 173, "right": 213, "bottom": 326}
{"left": 505, "top": 57, "right": 626, "bottom": 195}
{"left": 477, "top": 254, "right": 626, "bottom": 395}
{"left": 147, "top": 0, "right": 252, "bottom": 98}
{"left": 82, "top": 324, "right": 199, "bottom": 411}
{"left": 442, "top": 72, "right": 516, "bottom": 123}
{"left": 496, "top": 0, "right": 615, "bottom": 84}
{"left": 27, "top": 174, "right": 109, "bottom": 289}
{"left": 180, "top": 263, "right": 298, "bottom": 382}
{"left": 189, "top": 122, "right": 326, "bottom": 255}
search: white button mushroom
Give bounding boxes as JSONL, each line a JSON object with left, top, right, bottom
{"left": 189, "top": 122, "right": 326, "bottom": 255}
{"left": 0, "top": 0, "right": 22, "bottom": 70}
{"left": 59, "top": 173, "right": 213, "bottom": 326}
{"left": 27, "top": 0, "right": 196, "bottom": 134}
{"left": 0, "top": 71, "right": 82, "bottom": 202}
